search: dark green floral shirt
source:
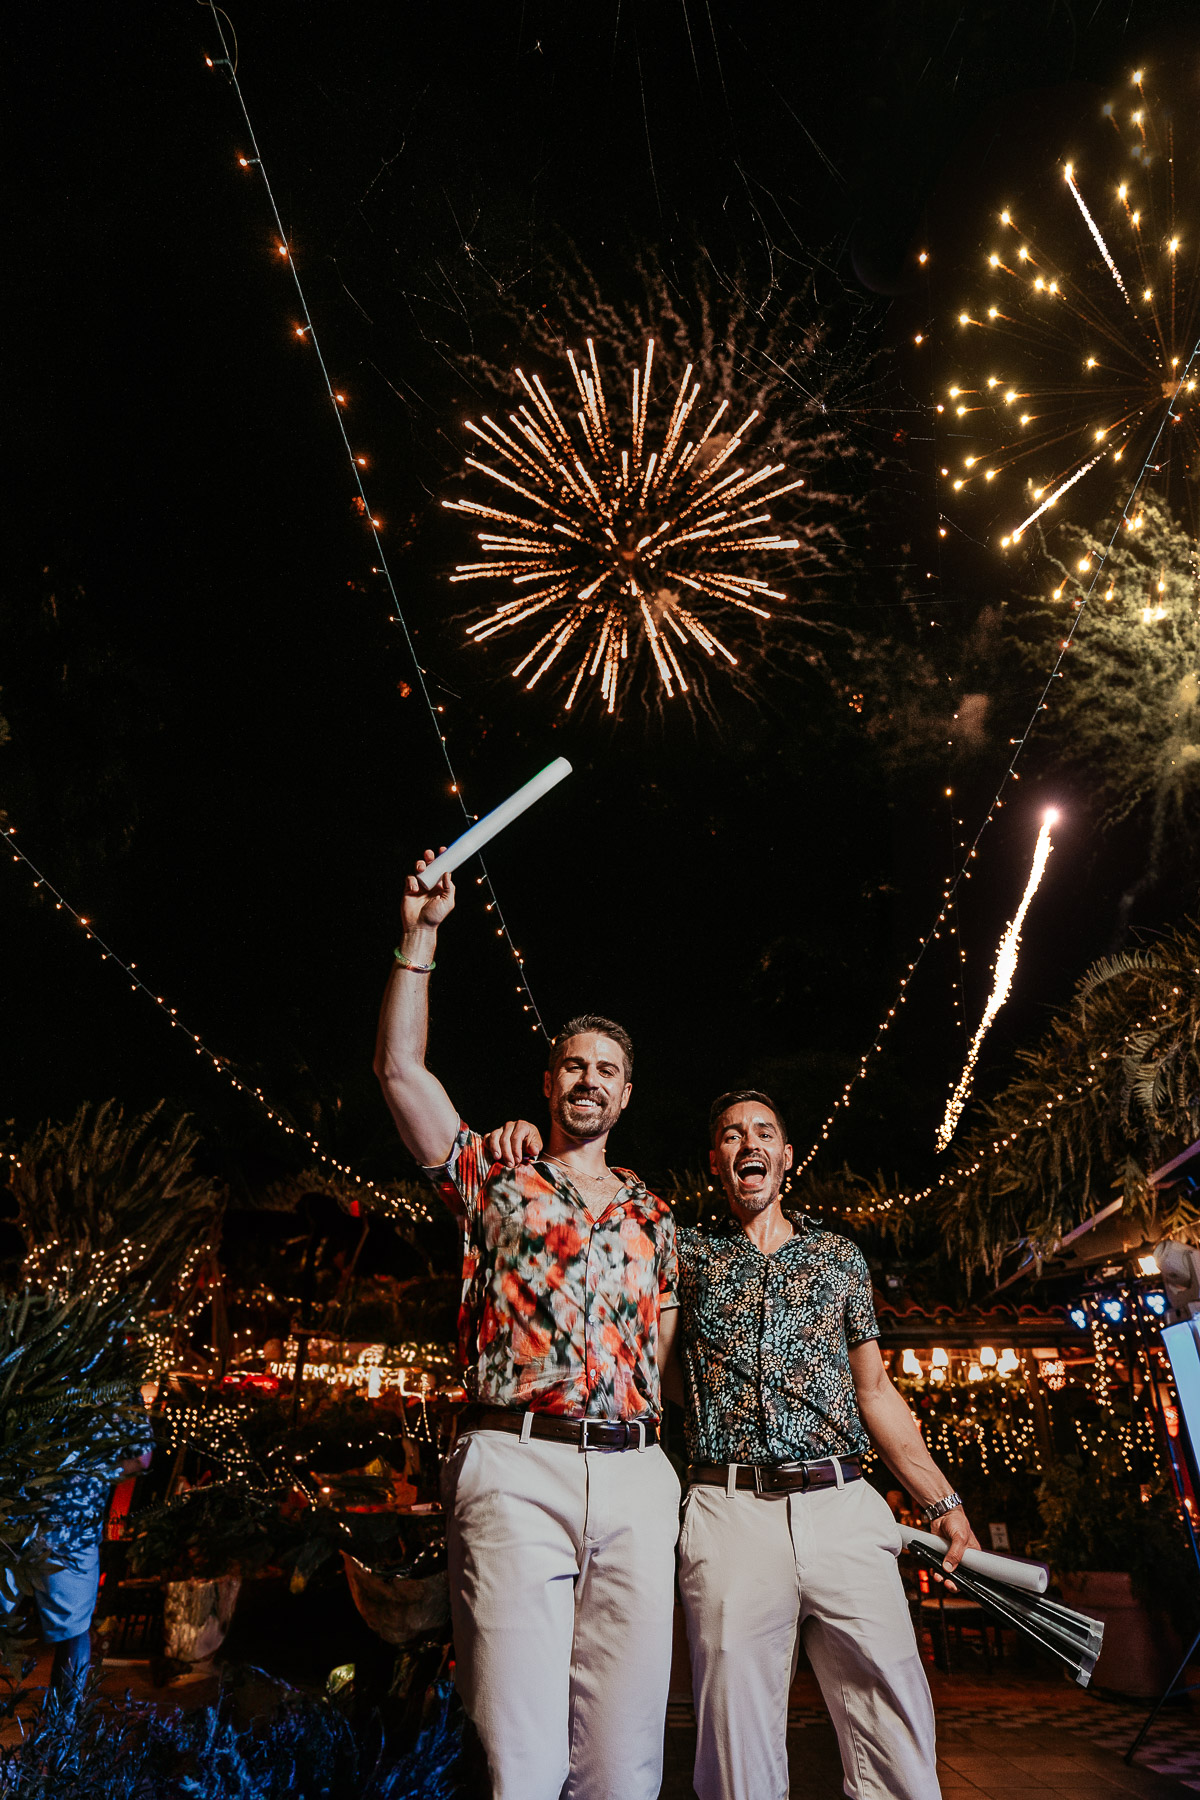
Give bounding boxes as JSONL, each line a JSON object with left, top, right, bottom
{"left": 676, "top": 1216, "right": 878, "bottom": 1465}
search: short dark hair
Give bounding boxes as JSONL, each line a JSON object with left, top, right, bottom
{"left": 708, "top": 1089, "right": 788, "bottom": 1145}
{"left": 549, "top": 1015, "right": 634, "bottom": 1081}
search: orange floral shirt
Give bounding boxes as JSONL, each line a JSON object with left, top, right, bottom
{"left": 425, "top": 1123, "right": 678, "bottom": 1420}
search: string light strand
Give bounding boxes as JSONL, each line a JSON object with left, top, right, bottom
{"left": 793, "top": 324, "right": 1200, "bottom": 1178}
{"left": 1, "top": 824, "right": 430, "bottom": 1223}
{"left": 825, "top": 989, "right": 1186, "bottom": 1221}
{"left": 201, "top": 6, "right": 548, "bottom": 1039}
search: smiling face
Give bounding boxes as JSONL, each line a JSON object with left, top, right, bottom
{"left": 709, "top": 1100, "right": 793, "bottom": 1217}
{"left": 543, "top": 1032, "right": 632, "bottom": 1144}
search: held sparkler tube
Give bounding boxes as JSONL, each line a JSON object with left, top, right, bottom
{"left": 900, "top": 1526, "right": 1048, "bottom": 1595}
{"left": 415, "top": 759, "right": 573, "bottom": 892}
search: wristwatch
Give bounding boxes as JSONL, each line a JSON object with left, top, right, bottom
{"left": 920, "top": 1491, "right": 963, "bottom": 1525}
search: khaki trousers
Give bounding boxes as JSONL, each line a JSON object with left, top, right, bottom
{"left": 679, "top": 1474, "right": 939, "bottom": 1800}
{"left": 442, "top": 1426, "right": 681, "bottom": 1800}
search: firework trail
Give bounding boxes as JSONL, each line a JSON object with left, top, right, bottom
{"left": 445, "top": 339, "right": 805, "bottom": 714}
{"left": 936, "top": 811, "right": 1057, "bottom": 1152}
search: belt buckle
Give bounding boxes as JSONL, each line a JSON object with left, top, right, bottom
{"left": 580, "top": 1417, "right": 619, "bottom": 1451}
{"left": 771, "top": 1461, "right": 807, "bottom": 1494}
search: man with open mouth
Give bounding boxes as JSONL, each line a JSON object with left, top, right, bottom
{"left": 486, "top": 1088, "right": 977, "bottom": 1800}
{"left": 374, "top": 850, "right": 680, "bottom": 1800}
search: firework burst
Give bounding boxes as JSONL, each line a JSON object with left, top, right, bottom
{"left": 942, "top": 69, "right": 1200, "bottom": 545}
{"left": 445, "top": 339, "right": 807, "bottom": 714}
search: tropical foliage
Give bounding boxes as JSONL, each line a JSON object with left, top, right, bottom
{"left": 0, "top": 1673, "right": 468, "bottom": 1800}
{"left": 1034, "top": 1448, "right": 1198, "bottom": 1625}
{"left": 6, "top": 1101, "right": 223, "bottom": 1301}
{"left": 845, "top": 917, "right": 1200, "bottom": 1276}
{"left": 0, "top": 1275, "right": 150, "bottom": 1655}
{"left": 1016, "top": 492, "right": 1200, "bottom": 837}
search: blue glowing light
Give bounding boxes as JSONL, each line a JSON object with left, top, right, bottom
{"left": 1069, "top": 1306, "right": 1088, "bottom": 1330}
{"left": 1143, "top": 1291, "right": 1168, "bottom": 1317}
{"left": 1101, "top": 1297, "right": 1125, "bottom": 1324}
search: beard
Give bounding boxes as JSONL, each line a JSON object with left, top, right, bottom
{"left": 729, "top": 1181, "right": 779, "bottom": 1216}
{"left": 552, "top": 1085, "right": 622, "bottom": 1142}
{"left": 722, "top": 1157, "right": 785, "bottom": 1215}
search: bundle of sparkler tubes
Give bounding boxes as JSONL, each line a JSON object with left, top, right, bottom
{"left": 901, "top": 1527, "right": 1104, "bottom": 1686}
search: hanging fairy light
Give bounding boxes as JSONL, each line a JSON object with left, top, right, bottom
{"left": 795, "top": 81, "right": 1200, "bottom": 1178}
{"left": 200, "top": 7, "right": 548, "bottom": 1038}
{"left": 1, "top": 826, "right": 431, "bottom": 1224}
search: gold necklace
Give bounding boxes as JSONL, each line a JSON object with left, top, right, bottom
{"left": 543, "top": 1154, "right": 617, "bottom": 1185}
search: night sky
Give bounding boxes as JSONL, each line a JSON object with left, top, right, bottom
{"left": 6, "top": 1, "right": 1199, "bottom": 1208}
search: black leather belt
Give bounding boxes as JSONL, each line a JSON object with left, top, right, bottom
{"left": 459, "top": 1404, "right": 659, "bottom": 1450}
{"left": 688, "top": 1456, "right": 862, "bottom": 1493}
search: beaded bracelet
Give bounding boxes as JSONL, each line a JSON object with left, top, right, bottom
{"left": 393, "top": 946, "right": 436, "bottom": 973}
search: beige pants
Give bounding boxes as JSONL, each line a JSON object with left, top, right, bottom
{"left": 442, "top": 1426, "right": 681, "bottom": 1800}
{"left": 679, "top": 1473, "right": 939, "bottom": 1800}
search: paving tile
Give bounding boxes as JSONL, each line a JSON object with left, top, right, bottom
{"left": 1006, "top": 1756, "right": 1094, "bottom": 1771}
{"left": 976, "top": 1790, "right": 1074, "bottom": 1799}
{"left": 1031, "top": 1792, "right": 1132, "bottom": 1800}
{"left": 968, "top": 1784, "right": 1055, "bottom": 1795}
{"left": 938, "top": 1757, "right": 1033, "bottom": 1775}
{"left": 663, "top": 1676, "right": 1200, "bottom": 1796}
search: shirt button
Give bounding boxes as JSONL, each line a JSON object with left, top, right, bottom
{"left": 587, "top": 1368, "right": 599, "bottom": 1387}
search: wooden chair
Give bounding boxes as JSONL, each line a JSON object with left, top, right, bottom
{"left": 918, "top": 1590, "right": 1004, "bottom": 1675}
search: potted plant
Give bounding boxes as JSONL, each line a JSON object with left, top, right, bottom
{"left": 281, "top": 1464, "right": 450, "bottom": 1648}
{"left": 340, "top": 1531, "right": 450, "bottom": 1648}
{"left": 1033, "top": 1447, "right": 1197, "bottom": 1697}
{"left": 123, "top": 1485, "right": 281, "bottom": 1675}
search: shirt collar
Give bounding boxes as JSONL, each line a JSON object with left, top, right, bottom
{"left": 712, "top": 1208, "right": 817, "bottom": 1243}
{"left": 532, "top": 1158, "right": 646, "bottom": 1203}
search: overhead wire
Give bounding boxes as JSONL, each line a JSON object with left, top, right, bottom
{"left": 202, "top": 4, "right": 549, "bottom": 1038}
{"left": 791, "top": 322, "right": 1200, "bottom": 1182}
{"left": 0, "top": 823, "right": 430, "bottom": 1222}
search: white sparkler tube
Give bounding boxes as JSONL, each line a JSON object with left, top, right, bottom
{"left": 414, "top": 758, "right": 573, "bottom": 891}
{"left": 900, "top": 1525, "right": 1048, "bottom": 1595}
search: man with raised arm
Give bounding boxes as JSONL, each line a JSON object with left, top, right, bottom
{"left": 488, "top": 1089, "right": 978, "bottom": 1800}
{"left": 374, "top": 850, "right": 681, "bottom": 1800}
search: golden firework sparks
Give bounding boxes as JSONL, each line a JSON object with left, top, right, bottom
{"left": 444, "top": 339, "right": 803, "bottom": 713}
{"left": 942, "top": 69, "right": 1200, "bottom": 547}
{"left": 936, "top": 811, "right": 1057, "bottom": 1153}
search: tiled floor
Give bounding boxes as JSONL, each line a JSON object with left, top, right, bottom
{"left": 9, "top": 1637, "right": 1200, "bottom": 1797}
{"left": 661, "top": 1666, "right": 1200, "bottom": 1798}
{"left": 935, "top": 1720, "right": 1193, "bottom": 1797}
{"left": 662, "top": 1710, "right": 1198, "bottom": 1798}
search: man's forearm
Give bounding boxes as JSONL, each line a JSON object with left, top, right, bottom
{"left": 855, "top": 1378, "right": 955, "bottom": 1508}
{"left": 376, "top": 926, "right": 438, "bottom": 1063}
{"left": 849, "top": 1340, "right": 975, "bottom": 1566}
{"left": 657, "top": 1306, "right": 684, "bottom": 1405}
{"left": 374, "top": 925, "right": 458, "bottom": 1165}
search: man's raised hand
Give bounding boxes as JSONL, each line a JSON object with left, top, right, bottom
{"left": 401, "top": 848, "right": 455, "bottom": 935}
{"left": 485, "top": 1119, "right": 543, "bottom": 1166}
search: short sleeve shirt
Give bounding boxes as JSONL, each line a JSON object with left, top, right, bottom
{"left": 424, "top": 1123, "right": 678, "bottom": 1421}
{"left": 42, "top": 1389, "right": 156, "bottom": 1549}
{"left": 676, "top": 1216, "right": 878, "bottom": 1464}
